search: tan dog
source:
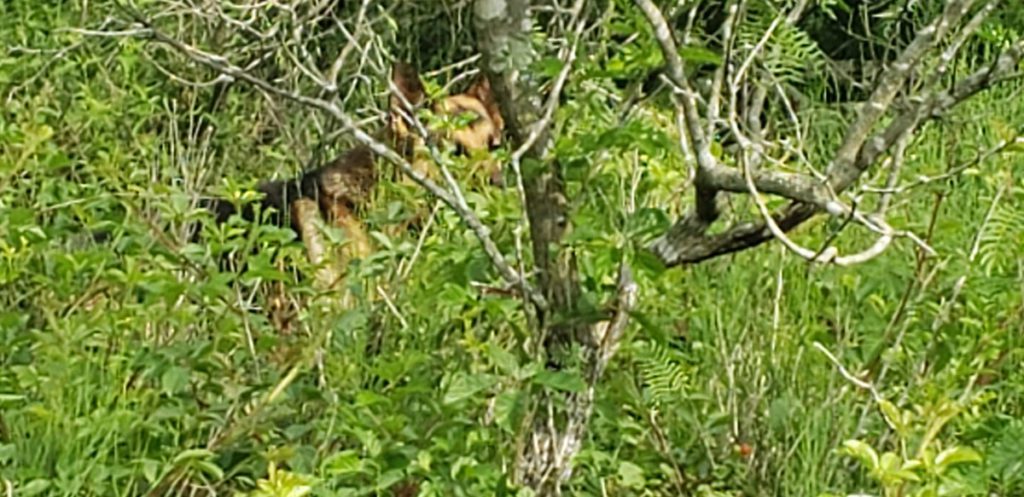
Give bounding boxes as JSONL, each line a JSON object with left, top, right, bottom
{"left": 388, "top": 61, "right": 505, "bottom": 186}
{"left": 199, "top": 62, "right": 505, "bottom": 311}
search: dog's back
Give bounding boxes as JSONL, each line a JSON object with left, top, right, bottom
{"left": 200, "top": 62, "right": 503, "bottom": 239}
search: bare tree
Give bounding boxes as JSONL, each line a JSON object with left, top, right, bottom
{"left": 79, "top": 0, "right": 1022, "bottom": 494}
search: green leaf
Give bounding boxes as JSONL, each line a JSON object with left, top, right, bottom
{"left": 139, "top": 458, "right": 160, "bottom": 484}
{"left": 879, "top": 451, "right": 901, "bottom": 473}
{"left": 322, "top": 450, "right": 363, "bottom": 476}
{"left": 285, "top": 485, "right": 314, "bottom": 497}
{"left": 617, "top": 461, "right": 646, "bottom": 489}
{"left": 19, "top": 479, "right": 51, "bottom": 497}
{"left": 878, "top": 399, "right": 904, "bottom": 433}
{"left": 0, "top": 393, "right": 26, "bottom": 404}
{"left": 486, "top": 342, "right": 519, "bottom": 375}
{"left": 443, "top": 373, "right": 497, "bottom": 404}
{"left": 355, "top": 391, "right": 390, "bottom": 407}
{"left": 841, "top": 440, "right": 880, "bottom": 470}
{"left": 492, "top": 389, "right": 526, "bottom": 433}
{"left": 376, "top": 469, "right": 405, "bottom": 491}
{"left": 417, "top": 450, "right": 433, "bottom": 472}
{"left": 935, "top": 446, "right": 982, "bottom": 471}
{"left": 195, "top": 460, "right": 225, "bottom": 480}
{"left": 901, "top": 458, "right": 924, "bottom": 472}
{"left": 678, "top": 45, "right": 722, "bottom": 66}
{"left": 161, "top": 366, "right": 190, "bottom": 394}
{"left": 532, "top": 370, "right": 586, "bottom": 393}
{"left": 531, "top": 56, "right": 565, "bottom": 78}
{"left": 173, "top": 449, "right": 216, "bottom": 464}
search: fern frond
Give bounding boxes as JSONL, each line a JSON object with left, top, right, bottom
{"left": 735, "top": 2, "right": 830, "bottom": 87}
{"left": 978, "top": 186, "right": 1024, "bottom": 275}
{"left": 633, "top": 340, "right": 690, "bottom": 405}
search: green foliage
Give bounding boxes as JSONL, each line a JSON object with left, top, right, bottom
{"left": 237, "top": 462, "right": 316, "bottom": 497}
{"left": 736, "top": 1, "right": 832, "bottom": 88}
{"left": 633, "top": 340, "right": 690, "bottom": 405}
{"left": 979, "top": 180, "right": 1024, "bottom": 274}
{"left": 3, "top": 1, "right": 1024, "bottom": 496}
{"left": 838, "top": 399, "right": 984, "bottom": 497}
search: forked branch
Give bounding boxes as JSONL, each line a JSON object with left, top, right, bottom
{"left": 637, "top": 0, "right": 1019, "bottom": 267}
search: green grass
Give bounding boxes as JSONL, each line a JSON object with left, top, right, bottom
{"left": 2, "top": 1, "right": 1024, "bottom": 496}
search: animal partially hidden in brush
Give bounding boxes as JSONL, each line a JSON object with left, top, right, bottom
{"left": 195, "top": 61, "right": 505, "bottom": 294}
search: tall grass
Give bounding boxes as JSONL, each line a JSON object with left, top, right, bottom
{"left": 2, "top": 1, "right": 1022, "bottom": 496}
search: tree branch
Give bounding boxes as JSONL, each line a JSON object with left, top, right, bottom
{"left": 858, "top": 39, "right": 1024, "bottom": 169}
{"left": 635, "top": 0, "right": 722, "bottom": 224}
{"left": 828, "top": 0, "right": 977, "bottom": 189}
{"left": 646, "top": 1, "right": 1022, "bottom": 267}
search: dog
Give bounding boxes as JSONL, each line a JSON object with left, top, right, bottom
{"left": 197, "top": 61, "right": 505, "bottom": 302}
{"left": 387, "top": 61, "right": 505, "bottom": 186}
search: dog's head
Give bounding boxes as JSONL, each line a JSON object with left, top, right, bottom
{"left": 387, "top": 62, "right": 505, "bottom": 184}
{"left": 318, "top": 145, "right": 377, "bottom": 205}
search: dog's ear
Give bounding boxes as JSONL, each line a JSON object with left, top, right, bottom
{"left": 464, "top": 73, "right": 503, "bottom": 146}
{"left": 390, "top": 61, "right": 426, "bottom": 112}
{"left": 464, "top": 74, "right": 505, "bottom": 145}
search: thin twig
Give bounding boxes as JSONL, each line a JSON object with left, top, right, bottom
{"left": 814, "top": 341, "right": 882, "bottom": 402}
{"left": 376, "top": 285, "right": 409, "bottom": 330}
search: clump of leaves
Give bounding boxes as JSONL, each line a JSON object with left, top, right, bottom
{"left": 236, "top": 462, "right": 316, "bottom": 497}
{"left": 833, "top": 398, "right": 983, "bottom": 497}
